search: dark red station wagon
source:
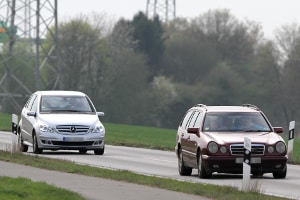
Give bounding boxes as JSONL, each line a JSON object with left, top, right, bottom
{"left": 175, "top": 104, "right": 288, "bottom": 179}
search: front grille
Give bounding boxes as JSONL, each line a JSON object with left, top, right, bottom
{"left": 56, "top": 125, "right": 90, "bottom": 134}
{"left": 230, "top": 144, "right": 265, "bottom": 155}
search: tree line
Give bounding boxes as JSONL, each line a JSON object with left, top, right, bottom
{"left": 1, "top": 9, "right": 300, "bottom": 131}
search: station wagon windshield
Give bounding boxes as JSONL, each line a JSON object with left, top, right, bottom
{"left": 202, "top": 112, "right": 271, "bottom": 132}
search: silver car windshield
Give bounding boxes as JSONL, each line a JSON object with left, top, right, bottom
{"left": 40, "top": 95, "right": 94, "bottom": 113}
{"left": 202, "top": 112, "right": 272, "bottom": 132}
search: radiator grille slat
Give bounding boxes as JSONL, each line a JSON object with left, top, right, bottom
{"left": 230, "top": 144, "right": 265, "bottom": 155}
{"left": 56, "top": 125, "right": 90, "bottom": 134}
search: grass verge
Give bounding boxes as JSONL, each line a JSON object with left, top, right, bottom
{"left": 0, "top": 151, "right": 287, "bottom": 200}
{"left": 0, "top": 176, "right": 84, "bottom": 200}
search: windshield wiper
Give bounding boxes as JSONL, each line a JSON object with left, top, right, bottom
{"left": 244, "top": 129, "right": 269, "bottom": 132}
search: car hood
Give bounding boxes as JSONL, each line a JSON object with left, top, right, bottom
{"left": 38, "top": 113, "right": 100, "bottom": 126}
{"left": 206, "top": 132, "right": 284, "bottom": 145}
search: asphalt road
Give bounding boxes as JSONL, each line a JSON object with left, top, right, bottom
{"left": 1, "top": 131, "right": 300, "bottom": 199}
{"left": 0, "top": 131, "right": 209, "bottom": 200}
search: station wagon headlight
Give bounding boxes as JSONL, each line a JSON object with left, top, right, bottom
{"left": 208, "top": 142, "right": 218, "bottom": 154}
{"left": 276, "top": 141, "right": 286, "bottom": 154}
{"left": 39, "top": 124, "right": 55, "bottom": 132}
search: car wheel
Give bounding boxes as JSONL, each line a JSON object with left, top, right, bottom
{"left": 79, "top": 149, "right": 87, "bottom": 154}
{"left": 94, "top": 148, "right": 104, "bottom": 155}
{"left": 33, "top": 133, "right": 42, "bottom": 154}
{"left": 197, "top": 153, "right": 211, "bottom": 179}
{"left": 273, "top": 165, "right": 287, "bottom": 179}
{"left": 178, "top": 148, "right": 192, "bottom": 176}
{"left": 18, "top": 133, "right": 28, "bottom": 152}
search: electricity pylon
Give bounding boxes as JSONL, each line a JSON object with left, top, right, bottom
{"left": 146, "top": 0, "right": 176, "bottom": 22}
{"left": 0, "top": 0, "right": 59, "bottom": 113}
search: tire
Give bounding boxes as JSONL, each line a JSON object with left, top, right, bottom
{"left": 178, "top": 148, "right": 192, "bottom": 176}
{"left": 197, "top": 153, "right": 211, "bottom": 179}
{"left": 33, "top": 133, "right": 42, "bottom": 154}
{"left": 94, "top": 148, "right": 104, "bottom": 155}
{"left": 18, "top": 134, "right": 28, "bottom": 152}
{"left": 79, "top": 149, "right": 87, "bottom": 154}
{"left": 273, "top": 165, "right": 287, "bottom": 179}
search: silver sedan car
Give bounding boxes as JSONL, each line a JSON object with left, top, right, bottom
{"left": 18, "top": 90, "right": 105, "bottom": 155}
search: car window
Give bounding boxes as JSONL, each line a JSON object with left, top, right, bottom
{"left": 202, "top": 112, "right": 271, "bottom": 132}
{"left": 27, "top": 94, "right": 37, "bottom": 111}
{"left": 30, "top": 95, "right": 38, "bottom": 112}
{"left": 193, "top": 112, "right": 204, "bottom": 128}
{"left": 24, "top": 95, "right": 33, "bottom": 108}
{"left": 180, "top": 110, "right": 194, "bottom": 129}
{"left": 188, "top": 111, "right": 204, "bottom": 128}
{"left": 40, "top": 95, "right": 94, "bottom": 113}
{"left": 188, "top": 111, "right": 199, "bottom": 128}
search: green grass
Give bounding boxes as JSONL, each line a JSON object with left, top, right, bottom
{"left": 105, "top": 123, "right": 176, "bottom": 150}
{"left": 0, "top": 176, "right": 84, "bottom": 200}
{"left": 0, "top": 113, "right": 13, "bottom": 132}
{"left": 0, "top": 151, "right": 287, "bottom": 200}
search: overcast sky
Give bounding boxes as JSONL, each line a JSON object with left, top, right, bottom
{"left": 58, "top": 0, "right": 300, "bottom": 39}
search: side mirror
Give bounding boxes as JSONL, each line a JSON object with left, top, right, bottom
{"left": 273, "top": 127, "right": 283, "bottom": 133}
{"left": 27, "top": 111, "right": 36, "bottom": 117}
{"left": 97, "top": 112, "right": 105, "bottom": 117}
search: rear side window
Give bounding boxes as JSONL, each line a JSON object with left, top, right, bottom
{"left": 192, "top": 112, "right": 204, "bottom": 128}
{"left": 188, "top": 111, "right": 204, "bottom": 128}
{"left": 180, "top": 110, "right": 194, "bottom": 129}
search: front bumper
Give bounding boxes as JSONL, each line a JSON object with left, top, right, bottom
{"left": 37, "top": 132, "right": 105, "bottom": 150}
{"left": 202, "top": 155, "right": 288, "bottom": 174}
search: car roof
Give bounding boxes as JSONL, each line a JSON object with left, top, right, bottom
{"left": 35, "top": 90, "right": 86, "bottom": 96}
{"left": 191, "top": 104, "right": 261, "bottom": 113}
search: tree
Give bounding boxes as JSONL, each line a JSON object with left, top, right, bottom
{"left": 43, "top": 14, "right": 110, "bottom": 99}
{"left": 161, "top": 18, "right": 217, "bottom": 84}
{"left": 128, "top": 12, "right": 165, "bottom": 79}
{"left": 275, "top": 23, "right": 300, "bottom": 126}
{"left": 191, "top": 9, "right": 263, "bottom": 65}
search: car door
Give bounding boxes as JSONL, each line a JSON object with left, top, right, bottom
{"left": 22, "top": 94, "right": 38, "bottom": 143}
{"left": 178, "top": 110, "right": 194, "bottom": 162}
{"left": 185, "top": 111, "right": 203, "bottom": 165}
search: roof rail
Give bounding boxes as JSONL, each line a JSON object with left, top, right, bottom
{"left": 242, "top": 104, "right": 260, "bottom": 111}
{"left": 194, "top": 104, "right": 207, "bottom": 110}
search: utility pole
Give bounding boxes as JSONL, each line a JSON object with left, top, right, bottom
{"left": 146, "top": 0, "right": 176, "bottom": 23}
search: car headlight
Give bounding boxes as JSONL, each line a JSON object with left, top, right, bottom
{"left": 91, "top": 125, "right": 105, "bottom": 133}
{"left": 208, "top": 142, "right": 218, "bottom": 153}
{"left": 39, "top": 124, "right": 55, "bottom": 132}
{"left": 276, "top": 141, "right": 286, "bottom": 154}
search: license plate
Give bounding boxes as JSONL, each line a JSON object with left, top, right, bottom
{"left": 63, "top": 137, "right": 83, "bottom": 142}
{"left": 235, "top": 157, "right": 261, "bottom": 164}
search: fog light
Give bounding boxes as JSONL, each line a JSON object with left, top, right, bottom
{"left": 94, "top": 140, "right": 102, "bottom": 145}
{"left": 275, "top": 164, "right": 282, "bottom": 168}
{"left": 220, "top": 146, "right": 227, "bottom": 153}
{"left": 268, "top": 146, "right": 274, "bottom": 153}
